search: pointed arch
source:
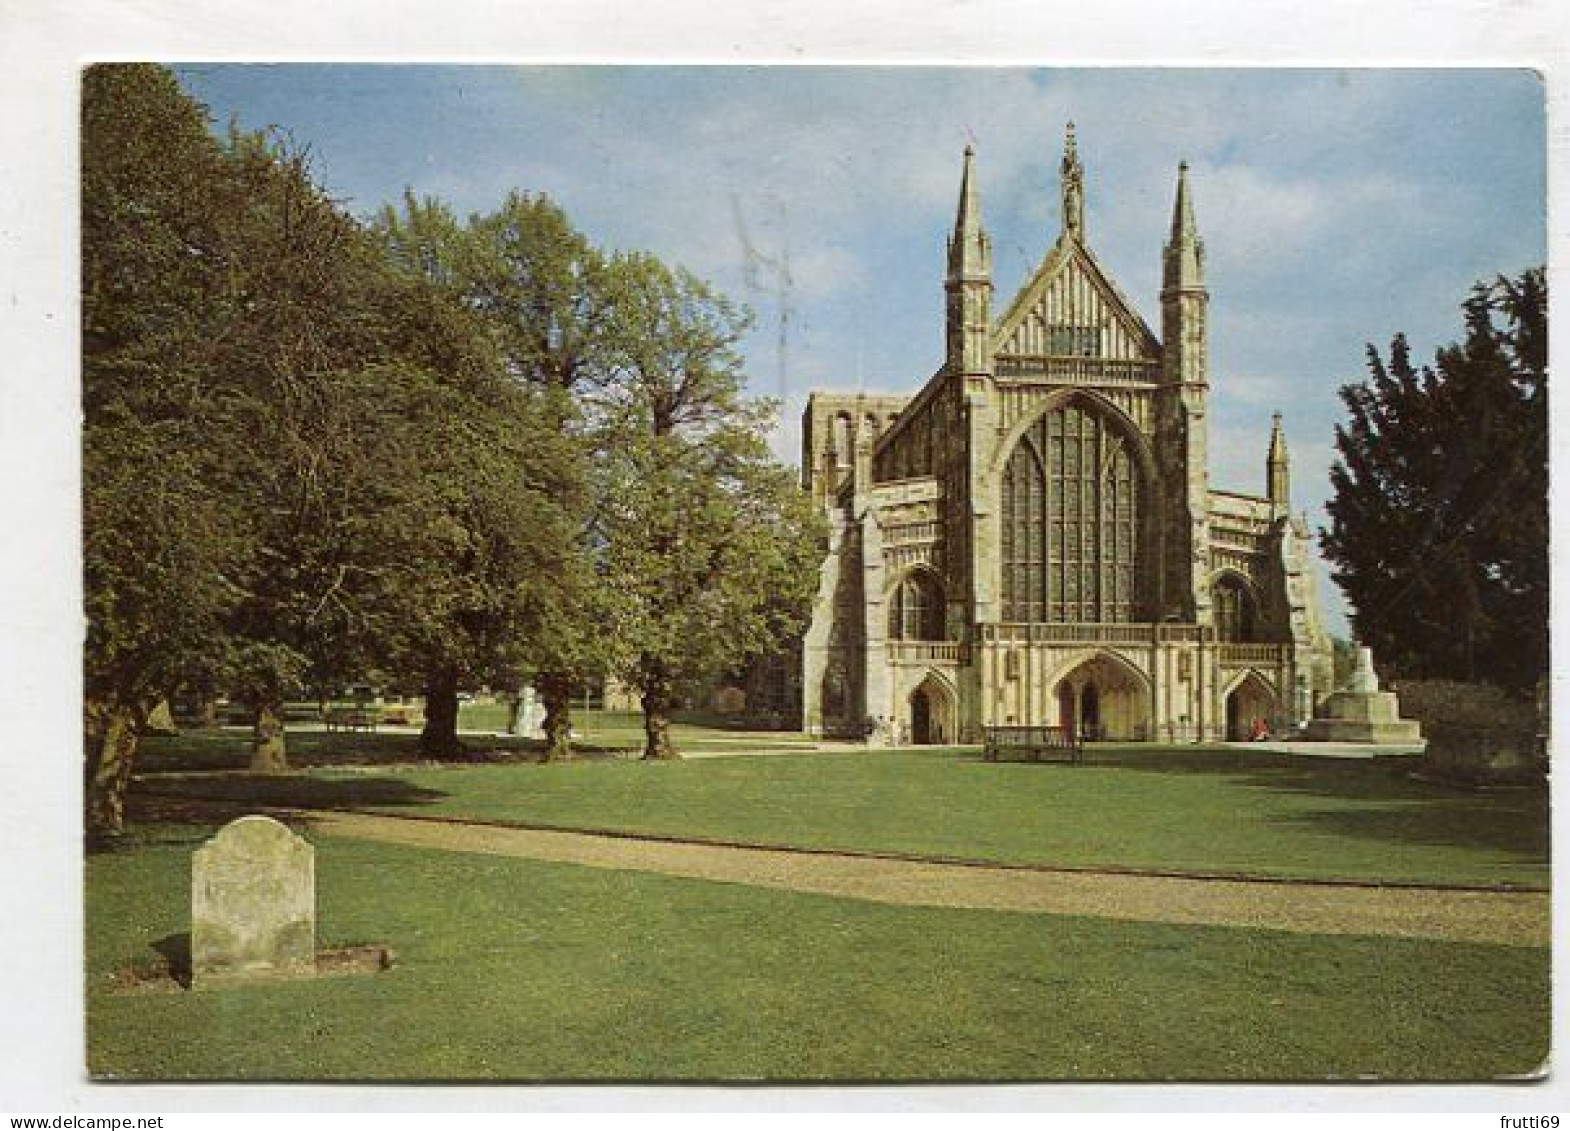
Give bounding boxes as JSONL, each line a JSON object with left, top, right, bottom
{"left": 989, "top": 388, "right": 1156, "bottom": 482}
{"left": 1044, "top": 648, "right": 1153, "bottom": 699}
{"left": 907, "top": 668, "right": 958, "bottom": 745}
{"left": 1220, "top": 667, "right": 1276, "bottom": 700}
{"left": 1222, "top": 669, "right": 1279, "bottom": 741}
{"left": 886, "top": 567, "right": 946, "bottom": 641}
{"left": 998, "top": 392, "right": 1154, "bottom": 623}
{"left": 1209, "top": 568, "right": 1260, "bottom": 643}
{"left": 1045, "top": 649, "right": 1153, "bottom": 741}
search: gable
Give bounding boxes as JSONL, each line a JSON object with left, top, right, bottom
{"left": 993, "top": 238, "right": 1162, "bottom": 364}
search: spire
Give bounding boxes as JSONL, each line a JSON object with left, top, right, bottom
{"left": 1163, "top": 160, "right": 1204, "bottom": 291}
{"left": 1060, "top": 122, "right": 1085, "bottom": 240}
{"left": 947, "top": 143, "right": 989, "bottom": 280}
{"left": 1267, "top": 411, "right": 1291, "bottom": 508}
{"left": 945, "top": 145, "right": 993, "bottom": 375}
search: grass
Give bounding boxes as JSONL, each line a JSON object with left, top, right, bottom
{"left": 137, "top": 744, "right": 1550, "bottom": 888}
{"left": 86, "top": 827, "right": 1548, "bottom": 1081}
{"left": 137, "top": 711, "right": 815, "bottom": 772}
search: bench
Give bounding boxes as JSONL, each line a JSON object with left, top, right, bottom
{"left": 982, "top": 724, "right": 1084, "bottom": 764}
{"left": 324, "top": 707, "right": 379, "bottom": 733}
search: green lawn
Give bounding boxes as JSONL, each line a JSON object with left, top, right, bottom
{"left": 138, "top": 745, "right": 1549, "bottom": 887}
{"left": 137, "top": 712, "right": 815, "bottom": 772}
{"left": 87, "top": 828, "right": 1548, "bottom": 1081}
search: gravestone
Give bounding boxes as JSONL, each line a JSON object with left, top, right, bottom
{"left": 191, "top": 815, "right": 316, "bottom": 986}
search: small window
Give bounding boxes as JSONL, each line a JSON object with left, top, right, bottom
{"left": 1048, "top": 324, "right": 1100, "bottom": 357}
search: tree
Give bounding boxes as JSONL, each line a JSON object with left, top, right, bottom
{"left": 594, "top": 254, "right": 825, "bottom": 759}
{"left": 82, "top": 64, "right": 252, "bottom": 840}
{"left": 83, "top": 65, "right": 584, "bottom": 840}
{"left": 377, "top": 191, "right": 614, "bottom": 759}
{"left": 1322, "top": 268, "right": 1547, "bottom": 690}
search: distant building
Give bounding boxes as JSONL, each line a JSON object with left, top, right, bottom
{"left": 802, "top": 126, "right": 1334, "bottom": 743}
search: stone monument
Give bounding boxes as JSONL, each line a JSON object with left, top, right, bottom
{"left": 191, "top": 815, "right": 316, "bottom": 986}
{"left": 1302, "top": 646, "right": 1423, "bottom": 744}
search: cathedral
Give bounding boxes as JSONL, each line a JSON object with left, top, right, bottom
{"left": 801, "top": 126, "right": 1334, "bottom": 744}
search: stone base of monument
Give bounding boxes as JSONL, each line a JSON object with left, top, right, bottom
{"left": 1302, "top": 690, "right": 1423, "bottom": 744}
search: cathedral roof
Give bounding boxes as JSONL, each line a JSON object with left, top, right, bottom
{"left": 992, "top": 235, "right": 1163, "bottom": 364}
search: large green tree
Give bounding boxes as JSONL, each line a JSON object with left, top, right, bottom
{"left": 377, "top": 191, "right": 614, "bottom": 759}
{"left": 1322, "top": 268, "right": 1547, "bottom": 690}
{"left": 82, "top": 64, "right": 254, "bottom": 839}
{"left": 594, "top": 254, "right": 825, "bottom": 759}
{"left": 83, "top": 65, "right": 584, "bottom": 839}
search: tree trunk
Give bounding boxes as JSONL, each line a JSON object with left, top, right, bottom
{"left": 85, "top": 698, "right": 139, "bottom": 847}
{"left": 640, "top": 670, "right": 681, "bottom": 761}
{"left": 420, "top": 667, "right": 463, "bottom": 759}
{"left": 250, "top": 700, "right": 289, "bottom": 772}
{"left": 538, "top": 672, "right": 575, "bottom": 762}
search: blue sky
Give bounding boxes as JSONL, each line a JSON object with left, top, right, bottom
{"left": 171, "top": 65, "right": 1546, "bottom": 633}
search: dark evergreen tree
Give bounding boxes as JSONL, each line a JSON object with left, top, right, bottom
{"left": 1322, "top": 268, "right": 1547, "bottom": 689}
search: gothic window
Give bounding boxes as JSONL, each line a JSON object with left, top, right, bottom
{"left": 1213, "top": 575, "right": 1256, "bottom": 642}
{"left": 1048, "top": 324, "right": 1101, "bottom": 357}
{"left": 832, "top": 413, "right": 853, "bottom": 467}
{"left": 1001, "top": 402, "right": 1143, "bottom": 623}
{"left": 888, "top": 572, "right": 945, "bottom": 640}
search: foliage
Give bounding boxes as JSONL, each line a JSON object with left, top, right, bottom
{"left": 1392, "top": 679, "right": 1543, "bottom": 780}
{"left": 378, "top": 201, "right": 824, "bottom": 762}
{"left": 377, "top": 192, "right": 609, "bottom": 757}
{"left": 594, "top": 254, "right": 827, "bottom": 758}
{"left": 1322, "top": 268, "right": 1547, "bottom": 689}
{"left": 82, "top": 65, "right": 589, "bottom": 830}
{"left": 1329, "top": 637, "right": 1357, "bottom": 690}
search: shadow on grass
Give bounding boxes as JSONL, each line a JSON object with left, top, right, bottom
{"left": 152, "top": 932, "right": 191, "bottom": 988}
{"left": 131, "top": 774, "right": 451, "bottom": 817}
{"left": 1070, "top": 745, "right": 1549, "bottom": 867}
{"left": 137, "top": 729, "right": 544, "bottom": 773}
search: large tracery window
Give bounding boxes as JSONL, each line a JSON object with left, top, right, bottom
{"left": 1001, "top": 403, "right": 1142, "bottom": 623}
{"left": 888, "top": 572, "right": 945, "bottom": 640}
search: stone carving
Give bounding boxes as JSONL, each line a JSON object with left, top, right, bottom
{"left": 191, "top": 815, "right": 316, "bottom": 986}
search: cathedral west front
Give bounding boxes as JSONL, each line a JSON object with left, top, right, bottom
{"left": 801, "top": 126, "right": 1335, "bottom": 744}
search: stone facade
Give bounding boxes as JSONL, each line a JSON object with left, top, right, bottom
{"left": 802, "top": 127, "right": 1334, "bottom": 744}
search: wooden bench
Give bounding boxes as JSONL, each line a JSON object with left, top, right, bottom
{"left": 982, "top": 724, "right": 1084, "bottom": 764}
{"left": 324, "top": 707, "right": 379, "bottom": 733}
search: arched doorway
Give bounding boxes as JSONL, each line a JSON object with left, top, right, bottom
{"left": 1224, "top": 671, "right": 1278, "bottom": 740}
{"left": 1050, "top": 652, "right": 1151, "bottom": 741}
{"left": 907, "top": 672, "right": 956, "bottom": 745}
{"left": 910, "top": 688, "right": 933, "bottom": 744}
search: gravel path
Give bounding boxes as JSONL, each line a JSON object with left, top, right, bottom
{"left": 303, "top": 809, "right": 1547, "bottom": 947}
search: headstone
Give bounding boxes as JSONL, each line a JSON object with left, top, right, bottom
{"left": 191, "top": 815, "right": 316, "bottom": 986}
